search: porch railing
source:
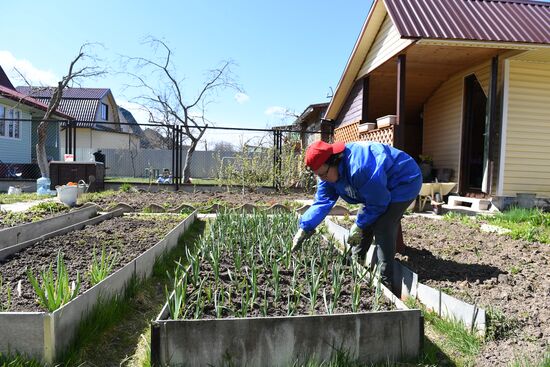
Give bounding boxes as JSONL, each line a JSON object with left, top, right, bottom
{"left": 334, "top": 121, "right": 394, "bottom": 146}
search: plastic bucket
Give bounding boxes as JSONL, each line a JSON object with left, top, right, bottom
{"left": 56, "top": 185, "right": 79, "bottom": 206}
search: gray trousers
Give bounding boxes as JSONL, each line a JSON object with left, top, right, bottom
{"left": 354, "top": 199, "right": 414, "bottom": 290}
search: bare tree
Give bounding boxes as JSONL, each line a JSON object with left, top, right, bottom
{"left": 18, "top": 44, "right": 106, "bottom": 178}
{"left": 125, "top": 38, "right": 242, "bottom": 183}
{"left": 213, "top": 141, "right": 236, "bottom": 153}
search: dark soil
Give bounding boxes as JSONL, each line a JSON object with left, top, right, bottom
{"left": 85, "top": 189, "right": 310, "bottom": 211}
{"left": 397, "top": 215, "right": 549, "bottom": 366}
{"left": 0, "top": 214, "right": 185, "bottom": 312}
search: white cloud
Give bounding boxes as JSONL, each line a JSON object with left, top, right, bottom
{"left": 264, "top": 106, "right": 288, "bottom": 116}
{"left": 234, "top": 92, "right": 250, "bottom": 104}
{"left": 0, "top": 50, "right": 58, "bottom": 86}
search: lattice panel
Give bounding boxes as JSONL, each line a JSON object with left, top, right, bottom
{"left": 359, "top": 126, "right": 394, "bottom": 146}
{"left": 334, "top": 121, "right": 359, "bottom": 143}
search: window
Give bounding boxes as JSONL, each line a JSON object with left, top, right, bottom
{"left": 100, "top": 103, "right": 108, "bottom": 120}
{"left": 0, "top": 107, "right": 21, "bottom": 139}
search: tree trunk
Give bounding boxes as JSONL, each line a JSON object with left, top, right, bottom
{"left": 182, "top": 140, "right": 197, "bottom": 183}
{"left": 36, "top": 120, "right": 49, "bottom": 178}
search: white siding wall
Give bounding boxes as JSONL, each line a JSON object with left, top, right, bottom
{"left": 60, "top": 128, "right": 133, "bottom": 152}
{"left": 501, "top": 61, "right": 550, "bottom": 196}
{"left": 357, "top": 15, "right": 414, "bottom": 79}
{"left": 423, "top": 61, "right": 491, "bottom": 183}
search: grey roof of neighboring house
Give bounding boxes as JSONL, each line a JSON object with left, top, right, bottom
{"left": 118, "top": 106, "right": 144, "bottom": 135}
{"left": 16, "top": 86, "right": 112, "bottom": 128}
{"left": 385, "top": 0, "right": 550, "bottom": 44}
{"left": 0, "top": 66, "right": 15, "bottom": 90}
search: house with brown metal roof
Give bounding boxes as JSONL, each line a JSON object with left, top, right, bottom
{"left": 0, "top": 66, "right": 73, "bottom": 175}
{"left": 16, "top": 86, "right": 141, "bottom": 158}
{"left": 326, "top": 0, "right": 550, "bottom": 209}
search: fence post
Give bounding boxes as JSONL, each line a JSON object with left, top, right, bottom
{"left": 179, "top": 126, "right": 183, "bottom": 186}
{"left": 72, "top": 120, "right": 77, "bottom": 160}
{"left": 175, "top": 125, "right": 180, "bottom": 190}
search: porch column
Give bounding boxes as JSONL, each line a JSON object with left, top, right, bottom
{"left": 395, "top": 54, "right": 406, "bottom": 150}
{"left": 361, "top": 76, "right": 370, "bottom": 123}
{"left": 482, "top": 55, "right": 499, "bottom": 194}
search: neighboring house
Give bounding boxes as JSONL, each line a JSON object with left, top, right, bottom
{"left": 0, "top": 66, "right": 72, "bottom": 169}
{"left": 325, "top": 0, "right": 550, "bottom": 207}
{"left": 293, "top": 102, "right": 330, "bottom": 148}
{"left": 16, "top": 87, "right": 140, "bottom": 158}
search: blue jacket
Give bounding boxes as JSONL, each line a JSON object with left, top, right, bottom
{"left": 300, "top": 142, "right": 422, "bottom": 231}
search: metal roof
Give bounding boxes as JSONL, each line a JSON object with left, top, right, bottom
{"left": 0, "top": 85, "right": 74, "bottom": 120}
{"left": 16, "top": 86, "right": 110, "bottom": 99}
{"left": 384, "top": 0, "right": 550, "bottom": 44}
{"left": 28, "top": 97, "right": 98, "bottom": 127}
{"left": 16, "top": 86, "right": 114, "bottom": 127}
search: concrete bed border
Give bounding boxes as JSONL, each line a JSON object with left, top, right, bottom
{"left": 0, "top": 210, "right": 197, "bottom": 364}
{"left": 0, "top": 207, "right": 126, "bottom": 261}
{"left": 0, "top": 204, "right": 100, "bottom": 250}
{"left": 324, "top": 217, "right": 486, "bottom": 335}
{"left": 151, "top": 213, "right": 423, "bottom": 367}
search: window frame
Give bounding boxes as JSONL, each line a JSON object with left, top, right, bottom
{"left": 0, "top": 106, "right": 22, "bottom": 140}
{"left": 100, "top": 103, "right": 109, "bottom": 120}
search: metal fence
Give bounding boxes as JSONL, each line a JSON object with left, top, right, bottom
{"left": 0, "top": 119, "right": 329, "bottom": 190}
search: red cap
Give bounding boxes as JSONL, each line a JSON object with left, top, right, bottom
{"left": 304, "top": 141, "right": 345, "bottom": 170}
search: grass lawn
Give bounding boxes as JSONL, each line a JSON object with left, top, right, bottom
{"left": 485, "top": 207, "right": 550, "bottom": 243}
{"left": 104, "top": 177, "right": 151, "bottom": 183}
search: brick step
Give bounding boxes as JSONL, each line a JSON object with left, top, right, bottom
{"left": 447, "top": 196, "right": 491, "bottom": 211}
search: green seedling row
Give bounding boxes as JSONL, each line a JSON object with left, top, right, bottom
{"left": 166, "top": 210, "right": 386, "bottom": 320}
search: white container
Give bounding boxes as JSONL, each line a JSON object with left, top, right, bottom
{"left": 358, "top": 122, "right": 376, "bottom": 133}
{"left": 56, "top": 185, "right": 79, "bottom": 207}
{"left": 376, "top": 115, "right": 397, "bottom": 128}
{"left": 7, "top": 186, "right": 22, "bottom": 195}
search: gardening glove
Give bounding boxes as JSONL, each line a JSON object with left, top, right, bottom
{"left": 347, "top": 223, "right": 363, "bottom": 248}
{"left": 292, "top": 228, "right": 313, "bottom": 252}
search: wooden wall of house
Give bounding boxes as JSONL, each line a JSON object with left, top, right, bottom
{"left": 357, "top": 15, "right": 414, "bottom": 79}
{"left": 423, "top": 61, "right": 491, "bottom": 184}
{"left": 500, "top": 60, "right": 550, "bottom": 197}
{"left": 335, "top": 80, "right": 364, "bottom": 127}
{"left": 0, "top": 108, "right": 32, "bottom": 164}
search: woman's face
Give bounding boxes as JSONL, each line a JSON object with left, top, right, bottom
{"left": 313, "top": 164, "right": 339, "bottom": 183}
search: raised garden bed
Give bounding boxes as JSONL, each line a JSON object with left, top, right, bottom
{"left": 82, "top": 189, "right": 310, "bottom": 212}
{"left": 0, "top": 201, "right": 70, "bottom": 229}
{"left": 0, "top": 210, "right": 196, "bottom": 363}
{"left": 153, "top": 211, "right": 422, "bottom": 366}
{"left": 0, "top": 204, "right": 100, "bottom": 253}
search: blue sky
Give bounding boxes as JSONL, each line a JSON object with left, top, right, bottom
{"left": 1, "top": 0, "right": 372, "bottom": 142}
